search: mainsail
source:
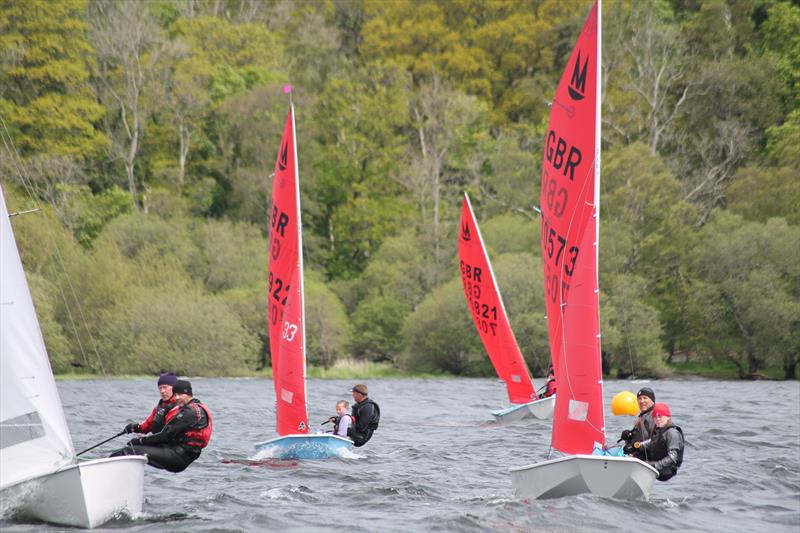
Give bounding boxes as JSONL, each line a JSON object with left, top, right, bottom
{"left": 268, "top": 104, "right": 309, "bottom": 436}
{"left": 540, "top": 0, "right": 604, "bottom": 454}
{"left": 459, "top": 194, "right": 536, "bottom": 404}
{"left": 0, "top": 185, "right": 75, "bottom": 489}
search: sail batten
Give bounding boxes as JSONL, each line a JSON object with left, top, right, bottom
{"left": 540, "top": 0, "right": 605, "bottom": 455}
{"left": 459, "top": 194, "right": 536, "bottom": 404}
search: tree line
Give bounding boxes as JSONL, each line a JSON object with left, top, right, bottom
{"left": 1, "top": 0, "right": 797, "bottom": 379}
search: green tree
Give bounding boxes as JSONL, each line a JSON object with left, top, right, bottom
{"left": 188, "top": 218, "right": 265, "bottom": 292}
{"left": 600, "top": 273, "right": 668, "bottom": 378}
{"left": 760, "top": 1, "right": 800, "bottom": 109}
{"left": 349, "top": 292, "right": 409, "bottom": 362}
{"left": 305, "top": 274, "right": 352, "bottom": 369}
{"left": 98, "top": 285, "right": 256, "bottom": 374}
{"left": 360, "top": 0, "right": 572, "bottom": 125}
{"left": 0, "top": 0, "right": 108, "bottom": 158}
{"left": 310, "top": 63, "right": 411, "bottom": 279}
{"left": 686, "top": 212, "right": 800, "bottom": 377}
{"left": 403, "top": 278, "right": 480, "bottom": 375}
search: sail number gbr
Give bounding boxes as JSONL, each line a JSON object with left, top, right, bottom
{"left": 460, "top": 261, "right": 499, "bottom": 336}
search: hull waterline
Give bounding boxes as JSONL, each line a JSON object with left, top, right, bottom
{"left": 4, "top": 455, "right": 146, "bottom": 529}
{"left": 510, "top": 454, "right": 657, "bottom": 500}
{"left": 255, "top": 434, "right": 354, "bottom": 460}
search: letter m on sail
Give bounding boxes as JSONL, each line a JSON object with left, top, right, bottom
{"left": 568, "top": 52, "right": 589, "bottom": 101}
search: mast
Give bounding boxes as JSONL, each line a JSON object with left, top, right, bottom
{"left": 288, "top": 94, "right": 309, "bottom": 425}
{"left": 594, "top": 0, "right": 605, "bottom": 442}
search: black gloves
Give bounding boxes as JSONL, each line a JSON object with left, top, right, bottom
{"left": 623, "top": 443, "right": 635, "bottom": 455}
{"left": 124, "top": 423, "right": 140, "bottom": 434}
{"left": 127, "top": 437, "right": 143, "bottom": 447}
{"left": 619, "top": 429, "right": 633, "bottom": 442}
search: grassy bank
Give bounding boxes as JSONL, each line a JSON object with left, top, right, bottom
{"left": 668, "top": 361, "right": 787, "bottom": 380}
{"left": 55, "top": 359, "right": 433, "bottom": 380}
{"left": 54, "top": 360, "right": 793, "bottom": 381}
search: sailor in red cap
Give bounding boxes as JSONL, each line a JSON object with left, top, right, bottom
{"left": 631, "top": 402, "right": 685, "bottom": 481}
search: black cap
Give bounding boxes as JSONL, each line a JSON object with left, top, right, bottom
{"left": 173, "top": 379, "right": 192, "bottom": 396}
{"left": 637, "top": 387, "right": 655, "bottom": 402}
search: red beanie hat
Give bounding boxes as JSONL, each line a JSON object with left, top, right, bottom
{"left": 652, "top": 402, "right": 671, "bottom": 418}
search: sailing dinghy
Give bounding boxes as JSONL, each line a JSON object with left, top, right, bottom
{"left": 458, "top": 193, "right": 554, "bottom": 422}
{"left": 254, "top": 96, "right": 353, "bottom": 460}
{"left": 510, "top": 0, "right": 658, "bottom": 499}
{"left": 0, "top": 185, "right": 146, "bottom": 528}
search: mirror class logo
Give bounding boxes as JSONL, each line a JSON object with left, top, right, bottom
{"left": 568, "top": 51, "right": 589, "bottom": 101}
{"left": 278, "top": 140, "right": 289, "bottom": 171}
{"left": 461, "top": 221, "right": 472, "bottom": 242}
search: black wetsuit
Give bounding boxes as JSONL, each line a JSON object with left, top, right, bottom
{"left": 111, "top": 399, "right": 209, "bottom": 473}
{"left": 638, "top": 424, "right": 685, "bottom": 481}
{"left": 622, "top": 406, "right": 655, "bottom": 460}
{"left": 347, "top": 398, "right": 380, "bottom": 447}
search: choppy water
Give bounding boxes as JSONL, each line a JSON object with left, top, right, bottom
{"left": 2, "top": 378, "right": 799, "bottom": 532}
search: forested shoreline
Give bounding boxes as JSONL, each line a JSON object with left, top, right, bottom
{"left": 1, "top": 0, "right": 798, "bottom": 380}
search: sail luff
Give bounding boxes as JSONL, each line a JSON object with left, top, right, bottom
{"left": 459, "top": 193, "right": 536, "bottom": 403}
{"left": 0, "top": 185, "right": 75, "bottom": 490}
{"left": 290, "top": 102, "right": 310, "bottom": 428}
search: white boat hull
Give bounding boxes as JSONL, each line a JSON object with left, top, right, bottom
{"left": 254, "top": 434, "right": 354, "bottom": 459}
{"left": 6, "top": 456, "right": 147, "bottom": 529}
{"left": 492, "top": 395, "right": 555, "bottom": 423}
{"left": 510, "top": 454, "right": 658, "bottom": 500}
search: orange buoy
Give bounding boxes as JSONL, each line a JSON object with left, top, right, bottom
{"left": 611, "top": 390, "right": 638, "bottom": 416}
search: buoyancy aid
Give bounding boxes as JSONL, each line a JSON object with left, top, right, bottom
{"left": 349, "top": 398, "right": 380, "bottom": 446}
{"left": 181, "top": 400, "right": 213, "bottom": 448}
{"left": 140, "top": 397, "right": 179, "bottom": 433}
{"left": 333, "top": 414, "right": 354, "bottom": 435}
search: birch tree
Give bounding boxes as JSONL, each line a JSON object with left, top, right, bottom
{"left": 89, "top": 0, "right": 167, "bottom": 208}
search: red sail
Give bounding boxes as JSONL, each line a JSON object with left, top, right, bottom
{"left": 540, "top": 1, "right": 605, "bottom": 454}
{"left": 268, "top": 105, "right": 309, "bottom": 436}
{"left": 459, "top": 194, "right": 536, "bottom": 404}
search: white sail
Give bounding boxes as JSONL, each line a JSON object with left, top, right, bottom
{"left": 0, "top": 185, "right": 75, "bottom": 490}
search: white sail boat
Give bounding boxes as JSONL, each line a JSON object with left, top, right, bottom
{"left": 458, "top": 193, "right": 554, "bottom": 422}
{"left": 0, "top": 185, "right": 146, "bottom": 528}
{"left": 510, "top": 0, "right": 658, "bottom": 499}
{"left": 253, "top": 94, "right": 354, "bottom": 460}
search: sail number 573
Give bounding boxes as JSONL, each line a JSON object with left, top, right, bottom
{"left": 542, "top": 218, "right": 579, "bottom": 276}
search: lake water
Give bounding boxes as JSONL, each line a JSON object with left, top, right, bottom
{"left": 2, "top": 378, "right": 799, "bottom": 532}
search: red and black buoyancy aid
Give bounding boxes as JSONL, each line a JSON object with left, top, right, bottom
{"left": 139, "top": 397, "right": 179, "bottom": 433}
{"left": 181, "top": 400, "right": 213, "bottom": 448}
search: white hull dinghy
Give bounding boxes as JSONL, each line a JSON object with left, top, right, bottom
{"left": 459, "top": 194, "right": 554, "bottom": 422}
{"left": 8, "top": 456, "right": 147, "bottom": 528}
{"left": 0, "top": 185, "right": 146, "bottom": 528}
{"left": 510, "top": 455, "right": 658, "bottom": 500}
{"left": 492, "top": 395, "right": 555, "bottom": 423}
{"left": 510, "top": 1, "right": 656, "bottom": 500}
